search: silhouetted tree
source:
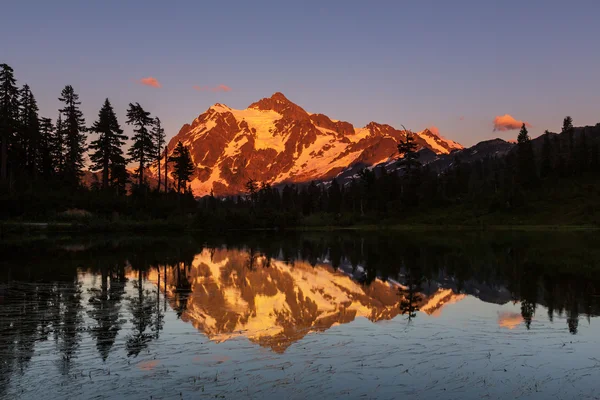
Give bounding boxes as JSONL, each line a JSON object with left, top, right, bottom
{"left": 152, "top": 117, "right": 166, "bottom": 191}
{"left": 562, "top": 116, "right": 574, "bottom": 173}
{"left": 246, "top": 178, "right": 258, "bottom": 204}
{"left": 110, "top": 163, "right": 129, "bottom": 196}
{"left": 516, "top": 123, "right": 537, "bottom": 186}
{"left": 89, "top": 99, "right": 127, "bottom": 190}
{"left": 163, "top": 145, "right": 169, "bottom": 191}
{"left": 17, "top": 84, "right": 40, "bottom": 179}
{"left": 540, "top": 130, "right": 553, "bottom": 178}
{"left": 126, "top": 269, "right": 157, "bottom": 357}
{"left": 53, "top": 114, "right": 66, "bottom": 175}
{"left": 58, "top": 85, "right": 87, "bottom": 187}
{"left": 397, "top": 129, "right": 420, "bottom": 175}
{"left": 38, "top": 117, "right": 54, "bottom": 179}
{"left": 168, "top": 141, "right": 195, "bottom": 193}
{"left": 0, "top": 64, "right": 19, "bottom": 186}
{"left": 87, "top": 265, "right": 126, "bottom": 361}
{"left": 126, "top": 102, "right": 154, "bottom": 187}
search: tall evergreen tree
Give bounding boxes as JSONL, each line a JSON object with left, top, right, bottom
{"left": 540, "top": 130, "right": 553, "bottom": 178}
{"left": 53, "top": 115, "right": 66, "bottom": 175}
{"left": 397, "top": 129, "right": 421, "bottom": 175}
{"left": 126, "top": 103, "right": 154, "bottom": 187}
{"left": 0, "top": 64, "right": 20, "bottom": 185}
{"left": 562, "top": 116, "right": 574, "bottom": 149}
{"left": 152, "top": 117, "right": 166, "bottom": 191}
{"left": 18, "top": 84, "right": 40, "bottom": 178}
{"left": 110, "top": 163, "right": 129, "bottom": 196}
{"left": 168, "top": 141, "right": 195, "bottom": 193}
{"left": 163, "top": 145, "right": 168, "bottom": 191}
{"left": 58, "top": 85, "right": 87, "bottom": 187}
{"left": 517, "top": 123, "right": 537, "bottom": 185}
{"left": 562, "top": 116, "right": 574, "bottom": 174}
{"left": 89, "top": 99, "right": 127, "bottom": 190}
{"left": 38, "top": 117, "right": 55, "bottom": 179}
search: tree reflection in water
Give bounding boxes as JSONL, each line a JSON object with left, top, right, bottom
{"left": 0, "top": 231, "right": 600, "bottom": 391}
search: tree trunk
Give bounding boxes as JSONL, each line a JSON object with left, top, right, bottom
{"left": 139, "top": 155, "right": 144, "bottom": 187}
{"left": 164, "top": 146, "right": 168, "bottom": 192}
{"left": 157, "top": 158, "right": 161, "bottom": 192}
{"left": 103, "top": 155, "right": 109, "bottom": 190}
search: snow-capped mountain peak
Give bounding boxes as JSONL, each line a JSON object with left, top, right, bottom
{"left": 164, "top": 93, "right": 463, "bottom": 196}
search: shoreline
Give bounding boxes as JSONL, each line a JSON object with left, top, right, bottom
{"left": 1, "top": 221, "right": 598, "bottom": 235}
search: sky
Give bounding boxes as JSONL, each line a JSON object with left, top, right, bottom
{"left": 1, "top": 0, "right": 599, "bottom": 148}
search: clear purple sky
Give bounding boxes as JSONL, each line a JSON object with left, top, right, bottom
{"left": 1, "top": 0, "right": 599, "bottom": 147}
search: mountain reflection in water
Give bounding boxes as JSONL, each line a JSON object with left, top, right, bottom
{"left": 2, "top": 232, "right": 600, "bottom": 399}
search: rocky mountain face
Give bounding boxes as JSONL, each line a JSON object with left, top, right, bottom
{"left": 163, "top": 93, "right": 463, "bottom": 196}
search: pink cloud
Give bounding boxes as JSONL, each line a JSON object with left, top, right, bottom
{"left": 138, "top": 77, "right": 161, "bottom": 88}
{"left": 459, "top": 116, "right": 465, "bottom": 121}
{"left": 493, "top": 114, "right": 531, "bottom": 131}
{"left": 429, "top": 125, "right": 440, "bottom": 136}
{"left": 193, "top": 84, "right": 232, "bottom": 92}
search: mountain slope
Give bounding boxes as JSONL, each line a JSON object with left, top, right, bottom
{"left": 163, "top": 93, "right": 463, "bottom": 196}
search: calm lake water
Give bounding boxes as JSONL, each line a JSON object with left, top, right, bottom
{"left": 1, "top": 232, "right": 600, "bottom": 399}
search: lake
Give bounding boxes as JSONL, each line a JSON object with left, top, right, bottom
{"left": 1, "top": 231, "right": 600, "bottom": 399}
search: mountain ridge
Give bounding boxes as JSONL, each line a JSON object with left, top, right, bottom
{"left": 162, "top": 93, "right": 463, "bottom": 196}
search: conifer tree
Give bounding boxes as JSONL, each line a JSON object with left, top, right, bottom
{"left": 89, "top": 99, "right": 127, "bottom": 190}
{"left": 53, "top": 114, "right": 66, "bottom": 175}
{"left": 540, "top": 130, "right": 553, "bottom": 178}
{"left": 126, "top": 103, "right": 154, "bottom": 187}
{"left": 168, "top": 141, "right": 195, "bottom": 193}
{"left": 110, "top": 163, "right": 129, "bottom": 196}
{"left": 517, "top": 123, "right": 537, "bottom": 185}
{"left": 18, "top": 84, "right": 40, "bottom": 177}
{"left": 58, "top": 85, "right": 87, "bottom": 187}
{"left": 562, "top": 116, "right": 574, "bottom": 150}
{"left": 562, "top": 116, "right": 574, "bottom": 174}
{"left": 397, "top": 128, "right": 421, "bottom": 175}
{"left": 38, "top": 117, "right": 55, "bottom": 179}
{"left": 152, "top": 117, "right": 166, "bottom": 191}
{"left": 0, "top": 64, "right": 20, "bottom": 184}
{"left": 163, "top": 145, "right": 168, "bottom": 191}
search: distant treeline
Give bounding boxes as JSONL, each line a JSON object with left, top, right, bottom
{"left": 1, "top": 62, "right": 599, "bottom": 227}
{"left": 195, "top": 118, "right": 600, "bottom": 228}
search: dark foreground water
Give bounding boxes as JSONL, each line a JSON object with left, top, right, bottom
{"left": 1, "top": 232, "right": 600, "bottom": 399}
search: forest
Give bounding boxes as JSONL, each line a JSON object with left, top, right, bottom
{"left": 1, "top": 63, "right": 599, "bottom": 230}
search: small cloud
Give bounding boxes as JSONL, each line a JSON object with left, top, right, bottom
{"left": 138, "top": 77, "right": 161, "bottom": 88}
{"left": 428, "top": 126, "right": 440, "bottom": 136}
{"left": 493, "top": 114, "right": 531, "bottom": 131}
{"left": 459, "top": 116, "right": 465, "bottom": 121}
{"left": 193, "top": 84, "right": 232, "bottom": 92}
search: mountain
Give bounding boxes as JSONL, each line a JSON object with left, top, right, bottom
{"left": 163, "top": 93, "right": 463, "bottom": 196}
{"left": 146, "top": 248, "right": 474, "bottom": 353}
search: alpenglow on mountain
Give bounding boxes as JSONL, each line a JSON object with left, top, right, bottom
{"left": 163, "top": 93, "right": 463, "bottom": 196}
